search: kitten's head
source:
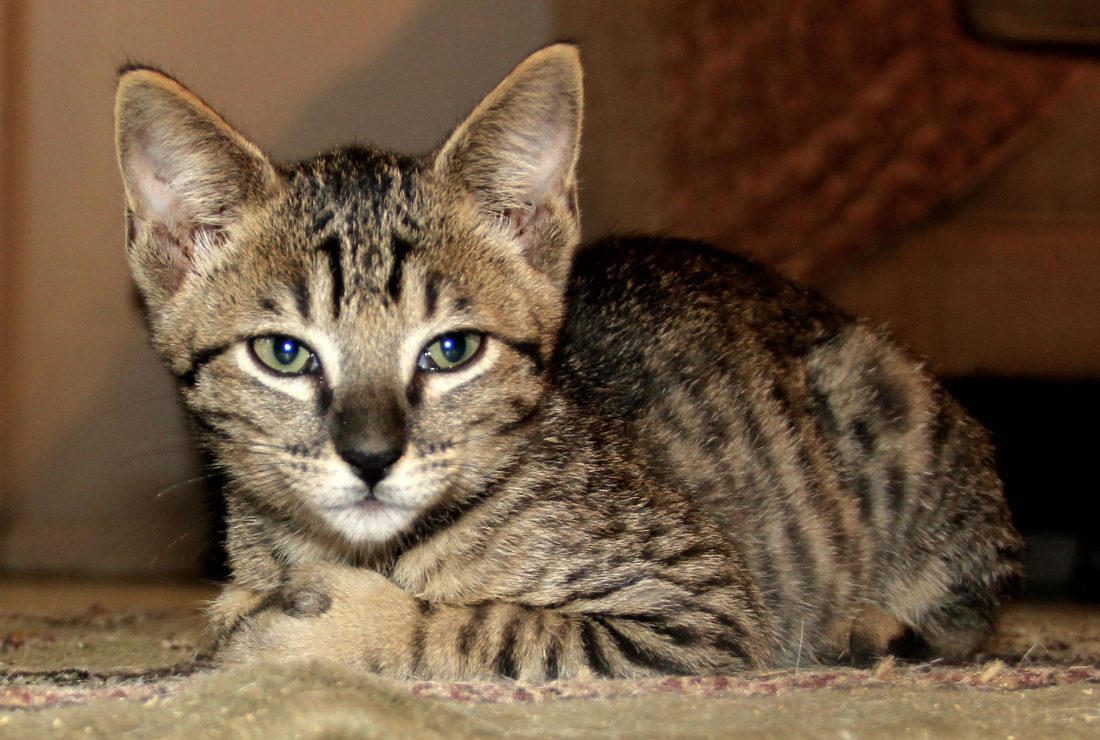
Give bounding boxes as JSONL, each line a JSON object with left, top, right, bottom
{"left": 114, "top": 46, "right": 583, "bottom": 547}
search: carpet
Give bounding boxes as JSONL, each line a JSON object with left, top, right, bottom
{"left": 1, "top": 585, "right": 1098, "bottom": 737}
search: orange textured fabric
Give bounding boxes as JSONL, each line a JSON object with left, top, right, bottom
{"left": 648, "top": 0, "right": 1078, "bottom": 279}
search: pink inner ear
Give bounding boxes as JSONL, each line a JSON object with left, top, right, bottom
{"left": 129, "top": 142, "right": 192, "bottom": 231}
{"left": 524, "top": 125, "right": 570, "bottom": 202}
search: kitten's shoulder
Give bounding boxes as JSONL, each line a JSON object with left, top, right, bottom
{"left": 565, "top": 234, "right": 850, "bottom": 342}
{"left": 570, "top": 234, "right": 766, "bottom": 287}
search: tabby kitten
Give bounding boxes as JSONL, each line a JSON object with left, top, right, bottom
{"left": 114, "top": 45, "right": 1022, "bottom": 679}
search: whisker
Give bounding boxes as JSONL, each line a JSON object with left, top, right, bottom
{"left": 153, "top": 474, "right": 221, "bottom": 500}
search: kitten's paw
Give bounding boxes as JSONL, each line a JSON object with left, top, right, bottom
{"left": 215, "top": 562, "right": 420, "bottom": 673}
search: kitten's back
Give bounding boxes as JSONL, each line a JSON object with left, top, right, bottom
{"left": 559, "top": 235, "right": 1022, "bottom": 662}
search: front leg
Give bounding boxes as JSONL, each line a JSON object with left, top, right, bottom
{"left": 217, "top": 561, "right": 763, "bottom": 680}
{"left": 207, "top": 583, "right": 280, "bottom": 655}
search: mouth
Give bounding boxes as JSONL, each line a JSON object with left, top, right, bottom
{"left": 346, "top": 495, "right": 391, "bottom": 514}
{"left": 324, "top": 491, "right": 412, "bottom": 514}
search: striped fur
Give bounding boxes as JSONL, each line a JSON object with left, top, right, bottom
{"left": 114, "top": 45, "right": 1022, "bottom": 679}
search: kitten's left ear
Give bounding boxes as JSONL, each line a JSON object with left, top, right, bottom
{"left": 114, "top": 66, "right": 279, "bottom": 309}
{"left": 434, "top": 44, "right": 583, "bottom": 282}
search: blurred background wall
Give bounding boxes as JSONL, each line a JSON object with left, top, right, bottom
{"left": 1, "top": 0, "right": 1098, "bottom": 595}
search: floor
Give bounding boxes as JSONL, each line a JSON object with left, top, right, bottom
{"left": 1, "top": 580, "right": 1098, "bottom": 737}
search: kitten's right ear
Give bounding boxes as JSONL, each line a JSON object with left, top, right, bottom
{"left": 433, "top": 44, "right": 583, "bottom": 285}
{"left": 114, "top": 66, "right": 278, "bottom": 308}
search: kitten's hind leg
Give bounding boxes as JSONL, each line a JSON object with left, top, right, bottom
{"left": 846, "top": 604, "right": 933, "bottom": 666}
{"left": 900, "top": 511, "right": 1024, "bottom": 662}
{"left": 907, "top": 578, "right": 1006, "bottom": 663}
{"left": 885, "top": 547, "right": 1021, "bottom": 664}
{"left": 848, "top": 604, "right": 904, "bottom": 665}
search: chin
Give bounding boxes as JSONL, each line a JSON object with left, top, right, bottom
{"left": 322, "top": 499, "right": 418, "bottom": 545}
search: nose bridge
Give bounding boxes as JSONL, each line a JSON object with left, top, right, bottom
{"left": 333, "top": 381, "right": 407, "bottom": 454}
{"left": 330, "top": 310, "right": 409, "bottom": 441}
{"left": 329, "top": 346, "right": 408, "bottom": 488}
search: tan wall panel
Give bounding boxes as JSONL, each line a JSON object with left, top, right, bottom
{"left": 0, "top": 0, "right": 25, "bottom": 563}
{"left": 825, "top": 223, "right": 1100, "bottom": 377}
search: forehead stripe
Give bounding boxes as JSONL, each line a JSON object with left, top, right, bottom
{"left": 387, "top": 236, "right": 413, "bottom": 303}
{"left": 424, "top": 276, "right": 439, "bottom": 319}
{"left": 317, "top": 236, "right": 344, "bottom": 318}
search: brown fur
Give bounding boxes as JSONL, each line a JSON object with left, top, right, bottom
{"left": 114, "top": 45, "right": 1022, "bottom": 680}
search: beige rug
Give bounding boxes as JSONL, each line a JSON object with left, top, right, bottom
{"left": 1, "top": 581, "right": 1098, "bottom": 737}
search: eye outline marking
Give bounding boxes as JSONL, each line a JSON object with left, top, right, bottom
{"left": 249, "top": 334, "right": 323, "bottom": 378}
{"left": 416, "top": 330, "right": 485, "bottom": 373}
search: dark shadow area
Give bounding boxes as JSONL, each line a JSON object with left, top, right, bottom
{"left": 945, "top": 377, "right": 1100, "bottom": 601}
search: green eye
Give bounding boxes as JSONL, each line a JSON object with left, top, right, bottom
{"left": 251, "top": 335, "right": 318, "bottom": 375}
{"left": 418, "top": 332, "right": 483, "bottom": 372}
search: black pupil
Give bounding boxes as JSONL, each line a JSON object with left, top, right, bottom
{"left": 274, "top": 337, "right": 299, "bottom": 366}
{"left": 439, "top": 334, "right": 466, "bottom": 363}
